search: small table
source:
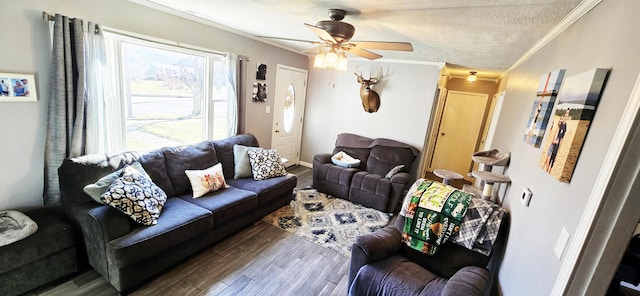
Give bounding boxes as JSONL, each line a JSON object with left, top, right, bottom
{"left": 433, "top": 169, "right": 464, "bottom": 186}
{"left": 471, "top": 170, "right": 511, "bottom": 200}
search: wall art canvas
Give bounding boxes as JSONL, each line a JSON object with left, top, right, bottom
{"left": 524, "top": 69, "right": 565, "bottom": 147}
{"left": 539, "top": 68, "right": 609, "bottom": 183}
{"left": 0, "top": 72, "right": 37, "bottom": 102}
{"left": 252, "top": 82, "right": 267, "bottom": 102}
{"left": 256, "top": 63, "right": 267, "bottom": 80}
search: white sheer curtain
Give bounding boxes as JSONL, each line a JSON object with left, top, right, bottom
{"left": 223, "top": 52, "right": 238, "bottom": 137}
{"left": 84, "top": 22, "right": 111, "bottom": 154}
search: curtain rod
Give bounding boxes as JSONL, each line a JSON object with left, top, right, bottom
{"left": 43, "top": 11, "right": 226, "bottom": 57}
{"left": 42, "top": 11, "right": 55, "bottom": 22}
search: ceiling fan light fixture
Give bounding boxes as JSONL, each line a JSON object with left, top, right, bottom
{"left": 337, "top": 52, "right": 348, "bottom": 71}
{"left": 467, "top": 71, "right": 478, "bottom": 83}
{"left": 313, "top": 52, "right": 326, "bottom": 68}
{"left": 325, "top": 50, "right": 338, "bottom": 69}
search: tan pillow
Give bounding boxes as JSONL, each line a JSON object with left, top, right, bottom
{"left": 185, "top": 163, "right": 229, "bottom": 198}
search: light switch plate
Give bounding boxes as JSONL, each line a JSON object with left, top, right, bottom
{"left": 266, "top": 106, "right": 271, "bottom": 113}
{"left": 554, "top": 227, "right": 570, "bottom": 259}
{"left": 521, "top": 187, "right": 532, "bottom": 206}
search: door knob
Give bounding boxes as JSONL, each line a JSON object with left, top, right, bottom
{"left": 441, "top": 132, "right": 445, "bottom": 136}
{"left": 275, "top": 129, "right": 280, "bottom": 133}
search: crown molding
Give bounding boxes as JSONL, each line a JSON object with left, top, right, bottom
{"left": 501, "top": 0, "right": 603, "bottom": 79}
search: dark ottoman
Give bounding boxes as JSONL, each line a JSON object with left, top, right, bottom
{"left": 0, "top": 207, "right": 77, "bottom": 296}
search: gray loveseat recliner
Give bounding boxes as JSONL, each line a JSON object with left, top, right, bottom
{"left": 58, "top": 133, "right": 296, "bottom": 293}
{"left": 313, "top": 133, "right": 419, "bottom": 212}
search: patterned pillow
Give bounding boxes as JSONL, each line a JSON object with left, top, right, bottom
{"left": 247, "top": 149, "right": 288, "bottom": 180}
{"left": 83, "top": 162, "right": 150, "bottom": 205}
{"left": 101, "top": 166, "right": 168, "bottom": 226}
{"left": 185, "top": 163, "right": 229, "bottom": 198}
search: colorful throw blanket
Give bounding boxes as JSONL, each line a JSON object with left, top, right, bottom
{"left": 401, "top": 179, "right": 473, "bottom": 255}
{"left": 400, "top": 179, "right": 507, "bottom": 256}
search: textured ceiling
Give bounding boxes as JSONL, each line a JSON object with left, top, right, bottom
{"left": 135, "top": 0, "right": 583, "bottom": 79}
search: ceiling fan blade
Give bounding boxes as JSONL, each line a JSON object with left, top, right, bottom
{"left": 304, "top": 23, "right": 337, "bottom": 44}
{"left": 349, "top": 41, "right": 413, "bottom": 52}
{"left": 257, "top": 36, "right": 323, "bottom": 45}
{"left": 348, "top": 48, "right": 383, "bottom": 60}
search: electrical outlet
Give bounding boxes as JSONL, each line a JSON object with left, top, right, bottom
{"left": 554, "top": 228, "right": 571, "bottom": 259}
{"left": 521, "top": 187, "right": 532, "bottom": 206}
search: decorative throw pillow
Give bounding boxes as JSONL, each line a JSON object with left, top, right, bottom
{"left": 83, "top": 162, "right": 150, "bottom": 204}
{"left": 101, "top": 166, "right": 167, "bottom": 226}
{"left": 233, "top": 144, "right": 261, "bottom": 179}
{"left": 185, "top": 163, "right": 229, "bottom": 198}
{"left": 247, "top": 149, "right": 288, "bottom": 180}
{"left": 385, "top": 165, "right": 405, "bottom": 178}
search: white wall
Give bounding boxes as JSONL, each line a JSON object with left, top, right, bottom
{"left": 0, "top": 0, "right": 307, "bottom": 210}
{"left": 492, "top": 0, "right": 640, "bottom": 294}
{"left": 300, "top": 60, "right": 440, "bottom": 164}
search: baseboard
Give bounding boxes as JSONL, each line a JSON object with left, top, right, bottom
{"left": 299, "top": 161, "right": 312, "bottom": 168}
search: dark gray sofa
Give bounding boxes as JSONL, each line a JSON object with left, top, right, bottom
{"left": 58, "top": 133, "right": 296, "bottom": 293}
{"left": 313, "top": 133, "right": 419, "bottom": 212}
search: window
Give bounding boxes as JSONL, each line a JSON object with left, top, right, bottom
{"left": 104, "top": 32, "right": 233, "bottom": 152}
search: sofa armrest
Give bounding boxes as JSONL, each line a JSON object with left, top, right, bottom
{"left": 348, "top": 226, "right": 402, "bottom": 288}
{"left": 441, "top": 266, "right": 490, "bottom": 296}
{"left": 74, "top": 203, "right": 131, "bottom": 278}
{"left": 389, "top": 172, "right": 410, "bottom": 185}
{"left": 313, "top": 153, "right": 333, "bottom": 164}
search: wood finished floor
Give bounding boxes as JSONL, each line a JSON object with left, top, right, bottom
{"left": 29, "top": 165, "right": 352, "bottom": 296}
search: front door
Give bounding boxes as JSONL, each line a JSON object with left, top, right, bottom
{"left": 271, "top": 65, "right": 308, "bottom": 167}
{"left": 430, "top": 91, "right": 489, "bottom": 180}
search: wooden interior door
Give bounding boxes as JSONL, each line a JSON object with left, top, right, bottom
{"left": 430, "top": 91, "right": 489, "bottom": 179}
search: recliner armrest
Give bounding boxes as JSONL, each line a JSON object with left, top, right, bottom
{"left": 313, "top": 153, "right": 333, "bottom": 164}
{"left": 441, "top": 266, "right": 490, "bottom": 296}
{"left": 355, "top": 226, "right": 402, "bottom": 261}
{"left": 389, "top": 172, "right": 410, "bottom": 184}
{"left": 349, "top": 226, "right": 403, "bottom": 288}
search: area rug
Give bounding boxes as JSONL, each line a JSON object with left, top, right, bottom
{"left": 263, "top": 189, "right": 390, "bottom": 257}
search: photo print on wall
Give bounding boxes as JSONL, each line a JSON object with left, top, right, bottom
{"left": 253, "top": 82, "right": 267, "bottom": 102}
{"left": 0, "top": 72, "right": 38, "bottom": 102}
{"left": 524, "top": 69, "right": 565, "bottom": 147}
{"left": 539, "top": 68, "right": 609, "bottom": 183}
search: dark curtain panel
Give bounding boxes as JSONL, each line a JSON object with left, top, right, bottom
{"left": 237, "top": 56, "right": 247, "bottom": 134}
{"left": 44, "top": 14, "right": 87, "bottom": 205}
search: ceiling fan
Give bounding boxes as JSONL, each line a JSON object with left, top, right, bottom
{"left": 259, "top": 9, "right": 413, "bottom": 60}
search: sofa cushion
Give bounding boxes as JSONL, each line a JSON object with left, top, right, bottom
{"left": 366, "top": 146, "right": 416, "bottom": 177}
{"left": 101, "top": 166, "right": 168, "bottom": 226}
{"left": 185, "top": 163, "right": 229, "bottom": 198}
{"left": 179, "top": 187, "right": 258, "bottom": 225}
{"left": 212, "top": 134, "right": 260, "bottom": 179}
{"left": 107, "top": 198, "right": 212, "bottom": 268}
{"left": 163, "top": 141, "right": 218, "bottom": 196}
{"left": 227, "top": 174, "right": 297, "bottom": 206}
{"left": 139, "top": 149, "right": 174, "bottom": 197}
{"left": 247, "top": 149, "right": 288, "bottom": 180}
{"left": 83, "top": 162, "right": 150, "bottom": 205}
{"left": 233, "top": 144, "right": 261, "bottom": 179}
{"left": 349, "top": 172, "right": 391, "bottom": 211}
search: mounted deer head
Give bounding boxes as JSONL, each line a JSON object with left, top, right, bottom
{"left": 355, "top": 72, "right": 381, "bottom": 113}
